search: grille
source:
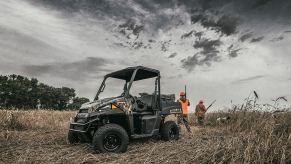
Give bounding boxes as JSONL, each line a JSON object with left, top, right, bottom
{"left": 76, "top": 118, "right": 87, "bottom": 123}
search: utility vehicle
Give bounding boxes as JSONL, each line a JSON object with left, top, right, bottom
{"left": 68, "top": 66, "right": 184, "bottom": 153}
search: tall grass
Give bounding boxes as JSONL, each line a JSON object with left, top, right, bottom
{"left": 0, "top": 110, "right": 74, "bottom": 131}
{"left": 185, "top": 94, "right": 291, "bottom": 163}
{"left": 0, "top": 104, "right": 290, "bottom": 163}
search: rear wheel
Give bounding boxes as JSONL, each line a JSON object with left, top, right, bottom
{"left": 161, "top": 121, "right": 179, "bottom": 141}
{"left": 92, "top": 124, "right": 129, "bottom": 153}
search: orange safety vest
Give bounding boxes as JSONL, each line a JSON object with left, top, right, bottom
{"left": 178, "top": 99, "right": 189, "bottom": 114}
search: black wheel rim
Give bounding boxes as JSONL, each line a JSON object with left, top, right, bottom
{"left": 103, "top": 133, "right": 121, "bottom": 151}
{"left": 169, "top": 127, "right": 177, "bottom": 139}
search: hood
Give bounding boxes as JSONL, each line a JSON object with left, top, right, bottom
{"left": 80, "top": 97, "right": 123, "bottom": 112}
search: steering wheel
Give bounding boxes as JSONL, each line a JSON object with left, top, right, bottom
{"left": 126, "top": 94, "right": 136, "bottom": 104}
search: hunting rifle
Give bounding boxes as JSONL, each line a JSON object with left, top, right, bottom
{"left": 207, "top": 100, "right": 216, "bottom": 111}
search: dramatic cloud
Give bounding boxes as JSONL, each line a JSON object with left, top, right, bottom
{"left": 160, "top": 40, "right": 171, "bottom": 52}
{"left": 193, "top": 39, "right": 222, "bottom": 51}
{"left": 191, "top": 14, "right": 239, "bottom": 36}
{"left": 271, "top": 36, "right": 284, "bottom": 42}
{"left": 239, "top": 32, "right": 253, "bottom": 42}
{"left": 181, "top": 30, "right": 196, "bottom": 39}
{"left": 193, "top": 39, "right": 222, "bottom": 62}
{"left": 215, "top": 15, "right": 239, "bottom": 36}
{"left": 31, "top": 0, "right": 189, "bottom": 34}
{"left": 228, "top": 49, "right": 241, "bottom": 58}
{"left": 168, "top": 53, "right": 177, "bottom": 58}
{"left": 23, "top": 57, "right": 110, "bottom": 81}
{"left": 1, "top": 0, "right": 291, "bottom": 107}
{"left": 181, "top": 30, "right": 204, "bottom": 40}
{"left": 181, "top": 54, "right": 200, "bottom": 72}
{"left": 181, "top": 39, "right": 223, "bottom": 71}
{"left": 251, "top": 36, "right": 264, "bottom": 43}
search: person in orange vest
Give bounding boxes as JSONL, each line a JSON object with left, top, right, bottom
{"left": 177, "top": 92, "right": 190, "bottom": 123}
{"left": 195, "top": 100, "right": 207, "bottom": 125}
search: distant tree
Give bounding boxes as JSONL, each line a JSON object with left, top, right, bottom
{"left": 68, "top": 97, "right": 90, "bottom": 109}
{"left": 0, "top": 74, "right": 89, "bottom": 110}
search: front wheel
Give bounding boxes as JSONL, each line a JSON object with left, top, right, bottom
{"left": 161, "top": 121, "right": 179, "bottom": 141}
{"left": 92, "top": 124, "right": 129, "bottom": 153}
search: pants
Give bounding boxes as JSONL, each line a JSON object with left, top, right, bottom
{"left": 197, "top": 116, "right": 204, "bottom": 125}
{"left": 177, "top": 114, "right": 188, "bottom": 124}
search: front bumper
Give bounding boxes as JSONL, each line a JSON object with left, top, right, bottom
{"left": 69, "top": 122, "right": 89, "bottom": 133}
{"left": 69, "top": 118, "right": 99, "bottom": 133}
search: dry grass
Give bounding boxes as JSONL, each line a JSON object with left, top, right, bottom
{"left": 0, "top": 108, "right": 291, "bottom": 163}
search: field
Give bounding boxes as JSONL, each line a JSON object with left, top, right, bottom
{"left": 1, "top": 107, "right": 291, "bottom": 163}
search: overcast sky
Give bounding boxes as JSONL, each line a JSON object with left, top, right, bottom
{"left": 1, "top": 0, "right": 291, "bottom": 111}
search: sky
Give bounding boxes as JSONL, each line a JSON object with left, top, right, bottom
{"left": 0, "top": 0, "right": 291, "bottom": 111}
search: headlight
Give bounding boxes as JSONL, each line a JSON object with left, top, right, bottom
{"left": 77, "top": 113, "right": 89, "bottom": 118}
{"left": 111, "top": 103, "right": 118, "bottom": 109}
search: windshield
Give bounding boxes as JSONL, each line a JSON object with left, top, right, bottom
{"left": 97, "top": 77, "right": 127, "bottom": 99}
{"left": 130, "top": 77, "right": 156, "bottom": 97}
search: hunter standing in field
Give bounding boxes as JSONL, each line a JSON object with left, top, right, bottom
{"left": 195, "top": 100, "right": 207, "bottom": 125}
{"left": 178, "top": 92, "right": 190, "bottom": 122}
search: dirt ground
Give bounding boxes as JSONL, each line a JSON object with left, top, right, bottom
{"left": 0, "top": 125, "right": 212, "bottom": 163}
{"left": 0, "top": 110, "right": 290, "bottom": 163}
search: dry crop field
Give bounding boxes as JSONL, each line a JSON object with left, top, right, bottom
{"left": 0, "top": 107, "right": 291, "bottom": 163}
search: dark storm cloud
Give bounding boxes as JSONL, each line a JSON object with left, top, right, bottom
{"left": 181, "top": 30, "right": 204, "bottom": 40}
{"left": 181, "top": 54, "right": 199, "bottom": 72}
{"left": 228, "top": 49, "right": 241, "bottom": 58}
{"left": 193, "top": 39, "right": 222, "bottom": 54}
{"left": 31, "top": 0, "right": 139, "bottom": 19}
{"left": 271, "top": 36, "right": 284, "bottom": 42}
{"left": 227, "top": 45, "right": 241, "bottom": 58}
{"left": 232, "top": 75, "right": 265, "bottom": 84}
{"left": 32, "top": 0, "right": 291, "bottom": 31}
{"left": 185, "top": 0, "right": 291, "bottom": 35}
{"left": 118, "top": 20, "right": 143, "bottom": 38}
{"left": 23, "top": 57, "right": 110, "bottom": 81}
{"left": 193, "top": 39, "right": 222, "bottom": 51}
{"left": 31, "top": 0, "right": 186, "bottom": 33}
{"left": 190, "top": 14, "right": 204, "bottom": 24}
{"left": 191, "top": 14, "right": 239, "bottom": 36}
{"left": 251, "top": 36, "right": 264, "bottom": 43}
{"left": 181, "top": 30, "right": 196, "bottom": 39}
{"left": 194, "top": 32, "right": 204, "bottom": 40}
{"left": 239, "top": 32, "right": 253, "bottom": 42}
{"left": 29, "top": 0, "right": 291, "bottom": 49}
{"left": 181, "top": 39, "right": 222, "bottom": 71}
{"left": 26, "top": 0, "right": 291, "bottom": 74}
{"left": 168, "top": 53, "right": 177, "bottom": 58}
{"left": 215, "top": 15, "right": 239, "bottom": 36}
{"left": 160, "top": 40, "right": 171, "bottom": 52}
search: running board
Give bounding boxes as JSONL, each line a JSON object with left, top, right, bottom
{"left": 131, "top": 129, "right": 159, "bottom": 139}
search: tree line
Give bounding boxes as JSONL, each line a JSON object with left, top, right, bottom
{"left": 0, "top": 74, "right": 89, "bottom": 110}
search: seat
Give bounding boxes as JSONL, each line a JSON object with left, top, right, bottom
{"left": 134, "top": 93, "right": 154, "bottom": 112}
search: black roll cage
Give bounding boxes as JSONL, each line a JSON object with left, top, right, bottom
{"left": 94, "top": 66, "right": 161, "bottom": 110}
